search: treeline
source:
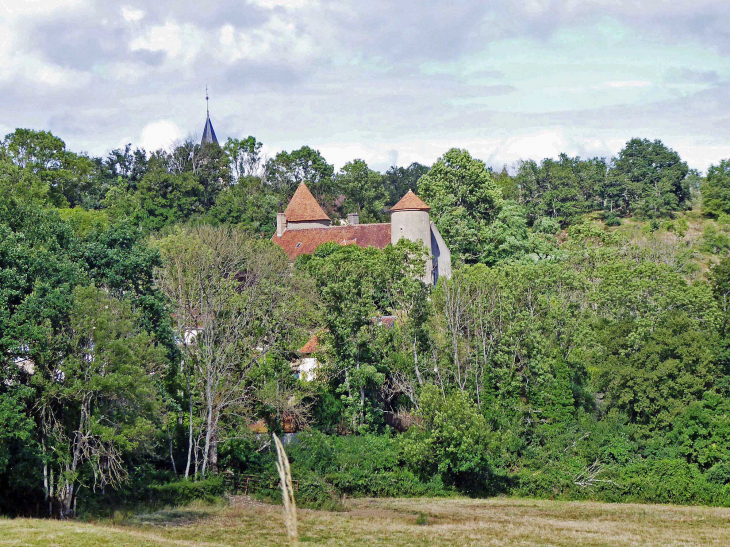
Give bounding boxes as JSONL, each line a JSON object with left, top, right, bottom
{"left": 0, "top": 129, "right": 427, "bottom": 237}
{"left": 3, "top": 127, "right": 730, "bottom": 517}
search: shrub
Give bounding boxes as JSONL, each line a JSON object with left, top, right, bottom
{"left": 707, "top": 462, "right": 730, "bottom": 486}
{"left": 702, "top": 225, "right": 730, "bottom": 253}
{"left": 145, "top": 477, "right": 226, "bottom": 507}
{"left": 402, "top": 385, "right": 496, "bottom": 492}
{"left": 604, "top": 214, "right": 622, "bottom": 227}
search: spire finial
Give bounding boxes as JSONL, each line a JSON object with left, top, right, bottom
{"left": 205, "top": 85, "right": 209, "bottom": 118}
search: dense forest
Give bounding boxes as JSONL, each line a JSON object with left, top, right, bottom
{"left": 2, "top": 127, "right": 730, "bottom": 518}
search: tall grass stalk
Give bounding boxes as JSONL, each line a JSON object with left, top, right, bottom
{"left": 273, "top": 433, "right": 298, "bottom": 546}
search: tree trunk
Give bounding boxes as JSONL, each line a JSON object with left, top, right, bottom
{"left": 413, "top": 334, "right": 423, "bottom": 386}
{"left": 201, "top": 381, "right": 214, "bottom": 476}
{"left": 169, "top": 431, "right": 178, "bottom": 478}
{"left": 184, "top": 364, "right": 194, "bottom": 480}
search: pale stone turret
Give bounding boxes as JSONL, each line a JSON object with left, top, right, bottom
{"left": 389, "top": 190, "right": 433, "bottom": 284}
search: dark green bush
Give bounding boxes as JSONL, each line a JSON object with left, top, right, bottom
{"left": 707, "top": 462, "right": 730, "bottom": 486}
{"left": 145, "top": 477, "right": 225, "bottom": 507}
{"left": 604, "top": 213, "right": 622, "bottom": 227}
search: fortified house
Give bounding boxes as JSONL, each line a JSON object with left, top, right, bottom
{"left": 272, "top": 183, "right": 451, "bottom": 285}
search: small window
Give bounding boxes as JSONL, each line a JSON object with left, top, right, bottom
{"left": 295, "top": 242, "right": 302, "bottom": 248}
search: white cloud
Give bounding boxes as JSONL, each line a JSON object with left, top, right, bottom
{"left": 0, "top": 0, "right": 85, "bottom": 17}
{"left": 121, "top": 6, "right": 144, "bottom": 22}
{"left": 603, "top": 80, "right": 652, "bottom": 88}
{"left": 139, "top": 120, "right": 183, "bottom": 152}
{"left": 130, "top": 21, "right": 204, "bottom": 63}
{"left": 104, "top": 61, "right": 148, "bottom": 83}
{"left": 217, "top": 15, "right": 316, "bottom": 63}
{"left": 248, "top": 0, "right": 316, "bottom": 9}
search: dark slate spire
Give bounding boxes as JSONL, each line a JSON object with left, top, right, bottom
{"left": 201, "top": 86, "right": 219, "bottom": 146}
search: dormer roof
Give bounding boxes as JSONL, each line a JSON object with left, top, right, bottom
{"left": 285, "top": 183, "right": 331, "bottom": 222}
{"left": 389, "top": 189, "right": 431, "bottom": 212}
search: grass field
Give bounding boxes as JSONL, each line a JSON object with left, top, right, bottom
{"left": 1, "top": 496, "right": 730, "bottom": 546}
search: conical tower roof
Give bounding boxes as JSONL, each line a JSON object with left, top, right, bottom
{"left": 201, "top": 116, "right": 218, "bottom": 146}
{"left": 201, "top": 86, "right": 219, "bottom": 146}
{"left": 389, "top": 189, "right": 431, "bottom": 212}
{"left": 284, "top": 183, "right": 330, "bottom": 222}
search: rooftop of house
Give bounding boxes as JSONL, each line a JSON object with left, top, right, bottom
{"left": 299, "top": 335, "right": 319, "bottom": 354}
{"left": 298, "top": 316, "right": 396, "bottom": 355}
{"left": 275, "top": 223, "right": 391, "bottom": 260}
{"left": 274, "top": 184, "right": 434, "bottom": 260}
{"left": 284, "top": 183, "right": 331, "bottom": 222}
{"left": 389, "top": 189, "right": 430, "bottom": 212}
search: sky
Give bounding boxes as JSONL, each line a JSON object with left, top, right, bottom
{"left": 1, "top": 0, "right": 728, "bottom": 173}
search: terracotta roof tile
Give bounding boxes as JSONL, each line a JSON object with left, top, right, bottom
{"left": 389, "top": 189, "right": 431, "bottom": 212}
{"left": 285, "top": 183, "right": 331, "bottom": 222}
{"left": 273, "top": 223, "right": 391, "bottom": 259}
{"left": 299, "top": 335, "right": 318, "bottom": 354}
{"left": 375, "top": 316, "right": 397, "bottom": 328}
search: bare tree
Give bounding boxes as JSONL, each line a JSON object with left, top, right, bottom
{"left": 155, "top": 226, "right": 314, "bottom": 477}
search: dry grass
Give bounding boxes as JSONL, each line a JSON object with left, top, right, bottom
{"left": 2, "top": 497, "right": 730, "bottom": 546}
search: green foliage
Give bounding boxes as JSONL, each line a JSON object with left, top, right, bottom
{"left": 303, "top": 239, "right": 428, "bottom": 431}
{"left": 608, "top": 138, "right": 690, "bottom": 218}
{"left": 604, "top": 213, "right": 622, "bottom": 226}
{"left": 144, "top": 477, "right": 226, "bottom": 507}
{"left": 224, "top": 136, "right": 264, "bottom": 180}
{"left": 3, "top": 124, "right": 730, "bottom": 514}
{"left": 133, "top": 169, "right": 203, "bottom": 232}
{"left": 418, "top": 148, "right": 504, "bottom": 264}
{"left": 0, "top": 383, "right": 37, "bottom": 476}
{"left": 384, "top": 163, "right": 429, "bottom": 205}
{"left": 335, "top": 160, "right": 388, "bottom": 223}
{"left": 516, "top": 154, "right": 607, "bottom": 226}
{"left": 264, "top": 146, "right": 334, "bottom": 201}
{"left": 57, "top": 207, "right": 109, "bottom": 237}
{"left": 206, "top": 177, "right": 280, "bottom": 236}
{"left": 403, "top": 385, "right": 494, "bottom": 490}
{"left": 701, "top": 224, "right": 730, "bottom": 254}
{"left": 701, "top": 159, "right": 730, "bottom": 218}
{"left": 284, "top": 430, "right": 448, "bottom": 499}
{"left": 667, "top": 392, "right": 730, "bottom": 468}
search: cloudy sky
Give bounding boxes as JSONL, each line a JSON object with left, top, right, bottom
{"left": 1, "top": 0, "right": 728, "bottom": 172}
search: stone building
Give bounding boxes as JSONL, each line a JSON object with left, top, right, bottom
{"left": 272, "top": 183, "right": 451, "bottom": 285}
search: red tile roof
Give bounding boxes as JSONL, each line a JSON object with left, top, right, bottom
{"left": 389, "top": 189, "right": 431, "bottom": 212}
{"left": 299, "top": 335, "right": 318, "bottom": 354}
{"left": 285, "top": 183, "right": 331, "bottom": 222}
{"left": 375, "top": 316, "right": 397, "bottom": 328}
{"left": 273, "top": 223, "right": 391, "bottom": 259}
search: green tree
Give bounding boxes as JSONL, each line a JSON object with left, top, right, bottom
{"left": 224, "top": 136, "right": 264, "bottom": 180}
{"left": 265, "top": 146, "right": 334, "bottom": 203}
{"left": 403, "top": 384, "right": 494, "bottom": 489}
{"left": 383, "top": 163, "right": 429, "bottom": 205}
{"left": 40, "top": 286, "right": 166, "bottom": 517}
{"left": 155, "top": 226, "right": 315, "bottom": 477}
{"left": 303, "top": 240, "right": 428, "bottom": 431}
{"left": 206, "top": 176, "right": 280, "bottom": 236}
{"left": 515, "top": 154, "right": 607, "bottom": 226}
{"left": 607, "top": 138, "right": 690, "bottom": 218}
{"left": 1, "top": 129, "right": 102, "bottom": 207}
{"left": 335, "top": 159, "right": 388, "bottom": 223}
{"left": 133, "top": 169, "right": 203, "bottom": 232}
{"left": 418, "top": 148, "right": 504, "bottom": 264}
{"left": 701, "top": 159, "right": 730, "bottom": 218}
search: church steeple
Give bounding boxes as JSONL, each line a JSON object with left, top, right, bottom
{"left": 201, "top": 86, "right": 219, "bottom": 146}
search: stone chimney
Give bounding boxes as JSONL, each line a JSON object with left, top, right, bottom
{"left": 347, "top": 212, "right": 359, "bottom": 225}
{"left": 277, "top": 202, "right": 287, "bottom": 236}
